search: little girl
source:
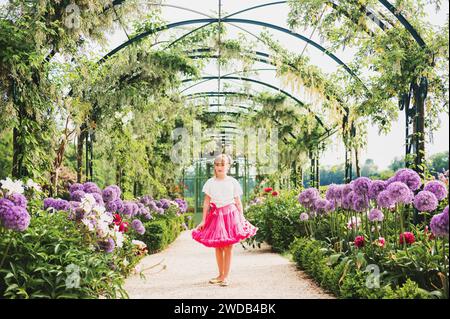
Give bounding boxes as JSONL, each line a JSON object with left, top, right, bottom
{"left": 192, "top": 154, "right": 258, "bottom": 287}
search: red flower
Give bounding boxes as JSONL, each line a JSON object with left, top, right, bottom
{"left": 119, "top": 221, "right": 129, "bottom": 233}
{"left": 399, "top": 232, "right": 415, "bottom": 245}
{"left": 113, "top": 214, "right": 122, "bottom": 225}
{"left": 354, "top": 235, "right": 365, "bottom": 248}
{"left": 272, "top": 191, "right": 279, "bottom": 196}
{"left": 264, "top": 187, "right": 273, "bottom": 193}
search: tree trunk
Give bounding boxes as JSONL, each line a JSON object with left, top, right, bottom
{"left": 76, "top": 126, "right": 87, "bottom": 183}
{"left": 355, "top": 148, "right": 361, "bottom": 177}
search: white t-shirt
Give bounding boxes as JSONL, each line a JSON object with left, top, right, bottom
{"left": 202, "top": 176, "right": 243, "bottom": 208}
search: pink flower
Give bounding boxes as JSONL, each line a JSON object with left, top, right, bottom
{"left": 271, "top": 191, "right": 279, "bottom": 197}
{"left": 354, "top": 235, "right": 365, "bottom": 248}
{"left": 264, "top": 187, "right": 273, "bottom": 193}
{"left": 376, "top": 237, "right": 386, "bottom": 248}
{"left": 399, "top": 232, "right": 415, "bottom": 245}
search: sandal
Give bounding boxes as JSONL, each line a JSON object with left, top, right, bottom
{"left": 208, "top": 278, "right": 222, "bottom": 284}
{"left": 219, "top": 279, "right": 230, "bottom": 287}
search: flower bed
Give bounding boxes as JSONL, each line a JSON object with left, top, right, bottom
{"left": 0, "top": 178, "right": 191, "bottom": 298}
{"left": 244, "top": 169, "right": 449, "bottom": 299}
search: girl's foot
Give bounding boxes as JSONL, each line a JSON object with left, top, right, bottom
{"left": 208, "top": 276, "right": 223, "bottom": 284}
{"left": 219, "top": 279, "right": 230, "bottom": 287}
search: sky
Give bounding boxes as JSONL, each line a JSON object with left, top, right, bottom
{"left": 2, "top": 0, "right": 448, "bottom": 170}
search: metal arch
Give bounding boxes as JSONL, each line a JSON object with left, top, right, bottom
{"left": 99, "top": 18, "right": 361, "bottom": 83}
{"left": 110, "top": 0, "right": 425, "bottom": 47}
{"left": 181, "top": 75, "right": 329, "bottom": 130}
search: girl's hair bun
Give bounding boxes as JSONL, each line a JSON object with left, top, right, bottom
{"left": 214, "top": 153, "right": 233, "bottom": 166}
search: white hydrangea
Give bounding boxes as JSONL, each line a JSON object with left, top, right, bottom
{"left": 0, "top": 177, "right": 24, "bottom": 195}
{"left": 25, "top": 179, "right": 42, "bottom": 192}
{"left": 80, "top": 193, "right": 97, "bottom": 212}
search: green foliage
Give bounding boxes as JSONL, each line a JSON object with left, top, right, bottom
{"left": 0, "top": 212, "right": 133, "bottom": 299}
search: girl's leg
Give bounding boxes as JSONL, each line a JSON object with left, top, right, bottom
{"left": 215, "top": 247, "right": 225, "bottom": 279}
{"left": 222, "top": 244, "right": 233, "bottom": 279}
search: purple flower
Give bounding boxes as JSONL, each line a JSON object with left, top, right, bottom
{"left": 326, "top": 200, "right": 336, "bottom": 212}
{"left": 99, "top": 238, "right": 115, "bottom": 253}
{"left": 369, "top": 180, "right": 387, "bottom": 200}
{"left": 91, "top": 193, "right": 104, "bottom": 206}
{"left": 342, "top": 191, "right": 355, "bottom": 210}
{"left": 314, "top": 198, "right": 330, "bottom": 215}
{"left": 424, "top": 181, "right": 448, "bottom": 201}
{"left": 44, "top": 198, "right": 70, "bottom": 212}
{"left": 430, "top": 206, "right": 448, "bottom": 237}
{"left": 386, "top": 175, "right": 397, "bottom": 185}
{"left": 131, "top": 219, "right": 146, "bottom": 235}
{"left": 102, "top": 185, "right": 121, "bottom": 203}
{"left": 140, "top": 195, "right": 153, "bottom": 206}
{"left": 368, "top": 209, "right": 384, "bottom": 222}
{"left": 341, "top": 184, "right": 353, "bottom": 199}
{"left": 352, "top": 194, "right": 369, "bottom": 212}
{"left": 175, "top": 198, "right": 188, "bottom": 213}
{"left": 395, "top": 168, "right": 422, "bottom": 191}
{"left": 300, "top": 212, "right": 309, "bottom": 221}
{"left": 159, "top": 199, "right": 170, "bottom": 210}
{"left": 377, "top": 190, "right": 394, "bottom": 208}
{"left": 71, "top": 190, "right": 86, "bottom": 202}
{"left": 0, "top": 204, "right": 31, "bottom": 231}
{"left": 298, "top": 188, "right": 320, "bottom": 209}
{"left": 8, "top": 193, "right": 28, "bottom": 209}
{"left": 413, "top": 191, "right": 438, "bottom": 212}
{"left": 106, "top": 199, "right": 123, "bottom": 213}
{"left": 83, "top": 182, "right": 101, "bottom": 195}
{"left": 325, "top": 184, "right": 338, "bottom": 201}
{"left": 121, "top": 201, "right": 139, "bottom": 216}
{"left": 387, "top": 182, "right": 414, "bottom": 204}
{"left": 353, "top": 177, "right": 372, "bottom": 196}
{"left": 69, "top": 183, "right": 84, "bottom": 194}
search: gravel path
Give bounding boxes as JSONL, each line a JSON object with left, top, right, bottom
{"left": 124, "top": 230, "right": 334, "bottom": 299}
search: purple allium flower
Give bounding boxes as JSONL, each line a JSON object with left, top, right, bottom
{"left": 43, "top": 198, "right": 70, "bottom": 212}
{"left": 368, "top": 208, "right": 384, "bottom": 222}
{"left": 369, "top": 180, "right": 387, "bottom": 200}
{"left": 102, "top": 186, "right": 120, "bottom": 203}
{"left": 0, "top": 198, "right": 15, "bottom": 215}
{"left": 314, "top": 198, "right": 330, "bottom": 215}
{"left": 424, "top": 181, "right": 448, "bottom": 201}
{"left": 341, "top": 184, "right": 353, "bottom": 199}
{"left": 159, "top": 199, "right": 170, "bottom": 210}
{"left": 413, "top": 191, "right": 438, "bottom": 212}
{"left": 326, "top": 200, "right": 336, "bottom": 212}
{"left": 377, "top": 190, "right": 395, "bottom": 208}
{"left": 342, "top": 191, "right": 356, "bottom": 210}
{"left": 386, "top": 175, "right": 397, "bottom": 185}
{"left": 299, "top": 212, "right": 309, "bottom": 221}
{"left": 71, "top": 190, "right": 86, "bottom": 202}
{"left": 140, "top": 195, "right": 153, "bottom": 206}
{"left": 0, "top": 205, "right": 31, "bottom": 231}
{"left": 157, "top": 207, "right": 164, "bottom": 214}
{"left": 91, "top": 193, "right": 104, "bottom": 206}
{"left": 298, "top": 188, "right": 320, "bottom": 209}
{"left": 430, "top": 206, "right": 448, "bottom": 237}
{"left": 175, "top": 198, "right": 188, "bottom": 213}
{"left": 99, "top": 238, "right": 115, "bottom": 253}
{"left": 83, "top": 182, "right": 101, "bottom": 195}
{"left": 106, "top": 199, "right": 123, "bottom": 213}
{"left": 326, "top": 184, "right": 338, "bottom": 201}
{"left": 121, "top": 201, "right": 139, "bottom": 216}
{"left": 353, "top": 177, "right": 372, "bottom": 196}
{"left": 352, "top": 194, "right": 369, "bottom": 212}
{"left": 69, "top": 183, "right": 84, "bottom": 194}
{"left": 9, "top": 193, "right": 28, "bottom": 208}
{"left": 69, "top": 201, "right": 80, "bottom": 210}
{"left": 131, "top": 219, "right": 145, "bottom": 235}
{"left": 395, "top": 168, "right": 422, "bottom": 191}
{"left": 387, "top": 182, "right": 414, "bottom": 204}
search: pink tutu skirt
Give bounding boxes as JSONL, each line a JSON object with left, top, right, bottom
{"left": 192, "top": 203, "right": 258, "bottom": 248}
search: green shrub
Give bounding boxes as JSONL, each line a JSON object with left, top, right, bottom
{"left": 0, "top": 212, "right": 129, "bottom": 299}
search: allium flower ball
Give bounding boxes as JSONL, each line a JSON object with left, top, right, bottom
{"left": 386, "top": 175, "right": 397, "bottom": 186}
{"left": 314, "top": 198, "right": 330, "bottom": 215}
{"left": 377, "top": 190, "right": 395, "bottom": 208}
{"left": 424, "top": 181, "right": 448, "bottom": 201}
{"left": 99, "top": 238, "right": 115, "bottom": 253}
{"left": 0, "top": 205, "right": 31, "bottom": 231}
{"left": 326, "top": 184, "right": 338, "bottom": 201}
{"left": 131, "top": 219, "right": 145, "bottom": 235}
{"left": 9, "top": 193, "right": 28, "bottom": 208}
{"left": 341, "top": 184, "right": 353, "bottom": 199}
{"left": 395, "top": 168, "right": 422, "bottom": 191}
{"left": 353, "top": 177, "right": 372, "bottom": 196}
{"left": 83, "top": 182, "right": 101, "bottom": 194}
{"left": 352, "top": 194, "right": 369, "bottom": 212}
{"left": 368, "top": 209, "right": 384, "bottom": 222}
{"left": 399, "top": 232, "right": 415, "bottom": 245}
{"left": 106, "top": 199, "right": 124, "bottom": 213}
{"left": 413, "top": 191, "right": 438, "bottom": 212}
{"left": 368, "top": 180, "right": 387, "bottom": 200}
{"left": 354, "top": 236, "right": 365, "bottom": 248}
{"left": 342, "top": 191, "right": 356, "bottom": 210}
{"left": 387, "top": 182, "right": 414, "bottom": 204}
{"left": 430, "top": 206, "right": 449, "bottom": 238}
{"left": 299, "top": 213, "right": 309, "bottom": 221}
{"left": 102, "top": 186, "right": 120, "bottom": 203}
{"left": 325, "top": 200, "right": 335, "bottom": 212}
{"left": 71, "top": 190, "right": 86, "bottom": 202}
{"left": 69, "top": 183, "right": 84, "bottom": 194}
{"left": 298, "top": 188, "right": 319, "bottom": 209}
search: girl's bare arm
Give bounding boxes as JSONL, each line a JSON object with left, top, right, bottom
{"left": 202, "top": 194, "right": 211, "bottom": 222}
{"left": 234, "top": 196, "right": 243, "bottom": 215}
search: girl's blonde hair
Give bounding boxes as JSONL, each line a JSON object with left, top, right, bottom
{"left": 213, "top": 154, "right": 233, "bottom": 177}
